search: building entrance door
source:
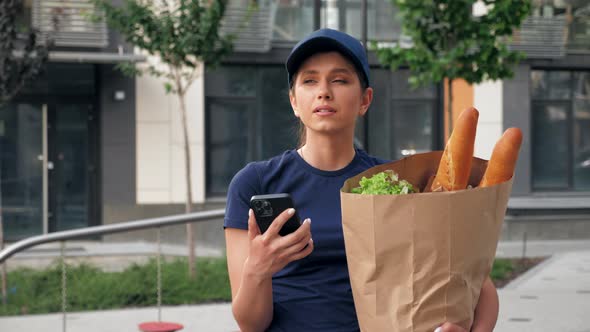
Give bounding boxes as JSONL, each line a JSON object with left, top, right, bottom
{"left": 0, "top": 102, "right": 97, "bottom": 240}
{"left": 47, "top": 103, "right": 97, "bottom": 233}
{"left": 0, "top": 103, "right": 44, "bottom": 239}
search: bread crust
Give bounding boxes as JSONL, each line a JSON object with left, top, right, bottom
{"left": 431, "top": 107, "right": 479, "bottom": 192}
{"left": 479, "top": 128, "right": 523, "bottom": 187}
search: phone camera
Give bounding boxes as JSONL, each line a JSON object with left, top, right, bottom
{"left": 254, "top": 200, "right": 263, "bottom": 209}
{"left": 255, "top": 199, "right": 273, "bottom": 217}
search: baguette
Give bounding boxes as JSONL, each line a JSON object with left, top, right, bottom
{"left": 431, "top": 107, "right": 479, "bottom": 192}
{"left": 479, "top": 128, "right": 523, "bottom": 187}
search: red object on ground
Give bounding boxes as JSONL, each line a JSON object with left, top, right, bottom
{"left": 138, "top": 322, "right": 184, "bottom": 332}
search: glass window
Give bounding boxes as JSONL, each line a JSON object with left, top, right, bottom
{"left": 19, "top": 64, "right": 96, "bottom": 97}
{"left": 206, "top": 65, "right": 439, "bottom": 196}
{"left": 573, "top": 72, "right": 590, "bottom": 190}
{"left": 273, "top": 0, "right": 401, "bottom": 42}
{"left": 368, "top": 69, "right": 438, "bottom": 161}
{"left": 532, "top": 103, "right": 569, "bottom": 189}
{"left": 392, "top": 101, "right": 434, "bottom": 159}
{"left": 272, "top": 0, "right": 315, "bottom": 41}
{"left": 531, "top": 70, "right": 590, "bottom": 191}
{"left": 206, "top": 66, "right": 299, "bottom": 196}
{"left": 367, "top": 0, "right": 400, "bottom": 42}
{"left": 568, "top": 4, "right": 590, "bottom": 51}
{"left": 531, "top": 0, "right": 590, "bottom": 51}
{"left": 531, "top": 70, "right": 571, "bottom": 100}
{"left": 574, "top": 71, "right": 590, "bottom": 99}
{"left": 207, "top": 100, "right": 254, "bottom": 196}
{"left": 259, "top": 67, "right": 299, "bottom": 159}
{"left": 0, "top": 103, "right": 43, "bottom": 239}
{"left": 321, "top": 0, "right": 401, "bottom": 41}
{"left": 205, "top": 66, "right": 256, "bottom": 98}
{"left": 392, "top": 71, "right": 436, "bottom": 99}
{"left": 53, "top": 104, "right": 90, "bottom": 231}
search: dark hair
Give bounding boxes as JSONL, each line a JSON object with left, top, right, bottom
{"left": 289, "top": 52, "right": 369, "bottom": 148}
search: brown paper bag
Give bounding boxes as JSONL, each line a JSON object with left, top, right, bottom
{"left": 340, "top": 151, "right": 513, "bottom": 332}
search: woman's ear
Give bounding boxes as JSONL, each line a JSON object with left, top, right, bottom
{"left": 359, "top": 87, "right": 374, "bottom": 116}
{"left": 289, "top": 90, "right": 300, "bottom": 118}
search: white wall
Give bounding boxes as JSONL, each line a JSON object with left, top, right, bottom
{"left": 473, "top": 80, "right": 504, "bottom": 160}
{"left": 135, "top": 55, "right": 206, "bottom": 204}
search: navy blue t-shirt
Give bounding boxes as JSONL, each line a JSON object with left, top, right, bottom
{"left": 224, "top": 148, "right": 387, "bottom": 332}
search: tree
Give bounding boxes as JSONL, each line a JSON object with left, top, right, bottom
{"left": 0, "top": 0, "right": 50, "bottom": 106}
{"left": 91, "top": 0, "right": 234, "bottom": 278}
{"left": 375, "top": 0, "right": 531, "bottom": 134}
{"left": 0, "top": 0, "right": 51, "bottom": 305}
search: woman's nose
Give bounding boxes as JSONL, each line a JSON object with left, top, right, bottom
{"left": 317, "top": 81, "right": 332, "bottom": 100}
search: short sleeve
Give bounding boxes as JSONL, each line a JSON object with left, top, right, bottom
{"left": 224, "top": 162, "right": 261, "bottom": 230}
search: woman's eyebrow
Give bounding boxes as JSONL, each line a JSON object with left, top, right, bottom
{"left": 300, "top": 68, "right": 353, "bottom": 76}
{"left": 300, "top": 69, "right": 319, "bottom": 76}
{"left": 330, "top": 68, "right": 354, "bottom": 75}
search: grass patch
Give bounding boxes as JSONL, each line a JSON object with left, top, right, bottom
{"left": 0, "top": 257, "right": 545, "bottom": 316}
{"left": 491, "top": 257, "right": 547, "bottom": 288}
{"left": 491, "top": 258, "right": 515, "bottom": 281}
{"left": 0, "top": 257, "right": 231, "bottom": 316}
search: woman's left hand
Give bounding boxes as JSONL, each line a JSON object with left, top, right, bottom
{"left": 434, "top": 322, "right": 468, "bottom": 332}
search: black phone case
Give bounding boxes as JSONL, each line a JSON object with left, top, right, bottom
{"left": 250, "top": 193, "right": 301, "bottom": 236}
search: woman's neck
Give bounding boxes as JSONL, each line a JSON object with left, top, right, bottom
{"left": 298, "top": 133, "right": 356, "bottom": 171}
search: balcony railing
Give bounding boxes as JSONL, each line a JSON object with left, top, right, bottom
{"left": 510, "top": 16, "right": 568, "bottom": 59}
{"left": 32, "top": 0, "right": 108, "bottom": 48}
{"left": 220, "top": 0, "right": 277, "bottom": 53}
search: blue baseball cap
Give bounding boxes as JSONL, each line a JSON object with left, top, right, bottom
{"left": 286, "top": 28, "right": 370, "bottom": 88}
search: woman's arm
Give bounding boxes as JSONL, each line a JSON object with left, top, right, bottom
{"left": 438, "top": 277, "right": 498, "bottom": 332}
{"left": 471, "top": 277, "right": 499, "bottom": 332}
{"left": 226, "top": 209, "right": 313, "bottom": 332}
{"left": 226, "top": 226, "right": 273, "bottom": 332}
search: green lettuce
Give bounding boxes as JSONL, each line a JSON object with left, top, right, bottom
{"left": 351, "top": 170, "right": 416, "bottom": 195}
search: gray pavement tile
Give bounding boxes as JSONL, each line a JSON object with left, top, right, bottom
{"left": 0, "top": 303, "right": 238, "bottom": 332}
{"left": 505, "top": 251, "right": 590, "bottom": 291}
{"left": 496, "top": 290, "right": 590, "bottom": 332}
{"left": 496, "top": 250, "right": 590, "bottom": 332}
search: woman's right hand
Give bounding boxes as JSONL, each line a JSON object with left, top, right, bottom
{"left": 244, "top": 208, "right": 313, "bottom": 280}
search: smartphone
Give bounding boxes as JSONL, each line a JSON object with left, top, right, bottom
{"left": 250, "top": 193, "right": 301, "bottom": 236}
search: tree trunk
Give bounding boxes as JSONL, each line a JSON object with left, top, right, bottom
{"left": 447, "top": 78, "right": 454, "bottom": 138}
{"left": 178, "top": 90, "right": 196, "bottom": 279}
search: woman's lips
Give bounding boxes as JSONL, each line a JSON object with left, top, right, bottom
{"left": 313, "top": 105, "right": 336, "bottom": 116}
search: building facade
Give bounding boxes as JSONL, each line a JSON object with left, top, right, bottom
{"left": 1, "top": 0, "right": 140, "bottom": 240}
{"left": 1, "top": 0, "right": 589, "bottom": 244}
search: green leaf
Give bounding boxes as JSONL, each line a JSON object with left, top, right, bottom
{"left": 164, "top": 82, "right": 173, "bottom": 94}
{"left": 379, "top": 0, "right": 532, "bottom": 88}
{"left": 115, "top": 62, "right": 141, "bottom": 77}
{"left": 351, "top": 170, "right": 416, "bottom": 195}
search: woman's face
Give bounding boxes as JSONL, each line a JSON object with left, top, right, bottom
{"left": 289, "top": 51, "right": 373, "bottom": 138}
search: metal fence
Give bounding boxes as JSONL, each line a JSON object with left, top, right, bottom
{"left": 0, "top": 209, "right": 226, "bottom": 332}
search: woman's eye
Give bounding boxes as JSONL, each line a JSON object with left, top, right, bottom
{"left": 303, "top": 79, "right": 316, "bottom": 84}
{"left": 333, "top": 79, "right": 348, "bottom": 84}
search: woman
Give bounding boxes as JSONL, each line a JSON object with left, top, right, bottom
{"left": 224, "top": 28, "right": 498, "bottom": 332}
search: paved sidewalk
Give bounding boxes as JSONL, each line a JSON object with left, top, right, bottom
{"left": 1, "top": 240, "right": 589, "bottom": 331}
{"left": 0, "top": 303, "right": 238, "bottom": 332}
{"left": 495, "top": 250, "right": 590, "bottom": 332}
